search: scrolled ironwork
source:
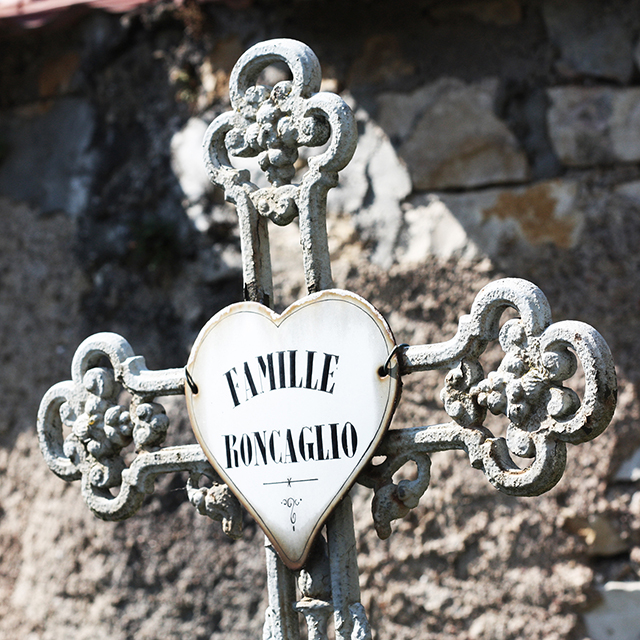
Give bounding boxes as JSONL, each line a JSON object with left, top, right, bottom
{"left": 203, "top": 38, "right": 357, "bottom": 301}
{"left": 35, "top": 38, "right": 616, "bottom": 640}
{"left": 360, "top": 278, "right": 616, "bottom": 539}
{"left": 37, "top": 332, "right": 241, "bottom": 526}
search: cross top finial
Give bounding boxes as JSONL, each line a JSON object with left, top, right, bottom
{"left": 203, "top": 38, "right": 357, "bottom": 302}
{"left": 226, "top": 38, "right": 325, "bottom": 193}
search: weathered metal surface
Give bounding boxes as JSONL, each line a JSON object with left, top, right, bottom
{"left": 36, "top": 37, "right": 617, "bottom": 640}
{"left": 185, "top": 289, "right": 400, "bottom": 569}
{"left": 265, "top": 540, "right": 301, "bottom": 640}
{"left": 203, "top": 38, "right": 357, "bottom": 301}
{"left": 37, "top": 331, "right": 241, "bottom": 530}
{"left": 359, "top": 279, "right": 616, "bottom": 539}
{"left": 326, "top": 497, "right": 372, "bottom": 640}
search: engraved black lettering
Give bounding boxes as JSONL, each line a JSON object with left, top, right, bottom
{"left": 224, "top": 434, "right": 239, "bottom": 468}
{"left": 329, "top": 423, "right": 340, "bottom": 459}
{"left": 342, "top": 422, "right": 358, "bottom": 458}
{"left": 253, "top": 431, "right": 268, "bottom": 465}
{"left": 277, "top": 351, "right": 286, "bottom": 389}
{"left": 244, "top": 361, "right": 259, "bottom": 400}
{"left": 305, "top": 351, "right": 318, "bottom": 390}
{"left": 240, "top": 433, "right": 253, "bottom": 466}
{"left": 227, "top": 349, "right": 340, "bottom": 404}
{"left": 225, "top": 423, "right": 358, "bottom": 467}
{"left": 289, "top": 350, "right": 299, "bottom": 388}
{"left": 257, "top": 354, "right": 276, "bottom": 391}
{"left": 284, "top": 429, "right": 298, "bottom": 463}
{"left": 320, "top": 353, "right": 339, "bottom": 393}
{"left": 269, "top": 430, "right": 282, "bottom": 463}
{"left": 299, "top": 426, "right": 315, "bottom": 461}
{"left": 224, "top": 368, "right": 241, "bottom": 407}
{"left": 315, "top": 424, "right": 328, "bottom": 460}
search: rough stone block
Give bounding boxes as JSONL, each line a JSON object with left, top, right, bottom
{"left": 396, "top": 195, "right": 479, "bottom": 263}
{"left": 584, "top": 582, "right": 640, "bottom": 640}
{"left": 547, "top": 87, "right": 640, "bottom": 166}
{"left": 542, "top": 0, "right": 634, "bottom": 83}
{"left": 396, "top": 179, "right": 582, "bottom": 263}
{"left": 328, "top": 107, "right": 411, "bottom": 267}
{"left": 378, "top": 78, "right": 529, "bottom": 190}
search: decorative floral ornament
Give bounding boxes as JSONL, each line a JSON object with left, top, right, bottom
{"left": 203, "top": 39, "right": 357, "bottom": 300}
{"left": 470, "top": 318, "right": 581, "bottom": 458}
{"left": 38, "top": 332, "right": 238, "bottom": 526}
{"left": 361, "top": 278, "right": 616, "bottom": 538}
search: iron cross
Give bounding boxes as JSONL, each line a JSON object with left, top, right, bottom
{"left": 37, "top": 39, "right": 616, "bottom": 640}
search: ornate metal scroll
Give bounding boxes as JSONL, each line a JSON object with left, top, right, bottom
{"left": 37, "top": 38, "right": 616, "bottom": 640}
{"left": 359, "top": 278, "right": 616, "bottom": 540}
{"left": 37, "top": 331, "right": 243, "bottom": 536}
{"left": 203, "top": 38, "right": 357, "bottom": 302}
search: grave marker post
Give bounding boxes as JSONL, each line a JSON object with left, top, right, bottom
{"left": 37, "top": 38, "right": 617, "bottom": 640}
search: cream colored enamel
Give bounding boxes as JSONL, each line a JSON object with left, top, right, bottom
{"left": 185, "top": 289, "right": 399, "bottom": 569}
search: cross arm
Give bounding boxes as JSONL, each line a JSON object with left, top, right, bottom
{"left": 359, "top": 277, "right": 616, "bottom": 539}
{"left": 37, "top": 332, "right": 242, "bottom": 535}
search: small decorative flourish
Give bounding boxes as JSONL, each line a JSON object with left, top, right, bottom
{"left": 282, "top": 497, "right": 302, "bottom": 531}
{"left": 187, "top": 472, "right": 243, "bottom": 539}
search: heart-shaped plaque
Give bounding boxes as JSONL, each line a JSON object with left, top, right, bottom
{"left": 185, "top": 289, "right": 400, "bottom": 569}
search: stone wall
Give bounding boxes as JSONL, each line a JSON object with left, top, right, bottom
{"left": 2, "top": 1, "right": 640, "bottom": 638}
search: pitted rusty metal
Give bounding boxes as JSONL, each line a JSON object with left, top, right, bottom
{"left": 36, "top": 37, "right": 616, "bottom": 640}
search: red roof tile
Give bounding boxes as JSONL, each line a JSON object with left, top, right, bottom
{"left": 0, "top": 0, "right": 249, "bottom": 28}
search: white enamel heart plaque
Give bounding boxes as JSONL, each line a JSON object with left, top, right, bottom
{"left": 185, "top": 289, "right": 400, "bottom": 569}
